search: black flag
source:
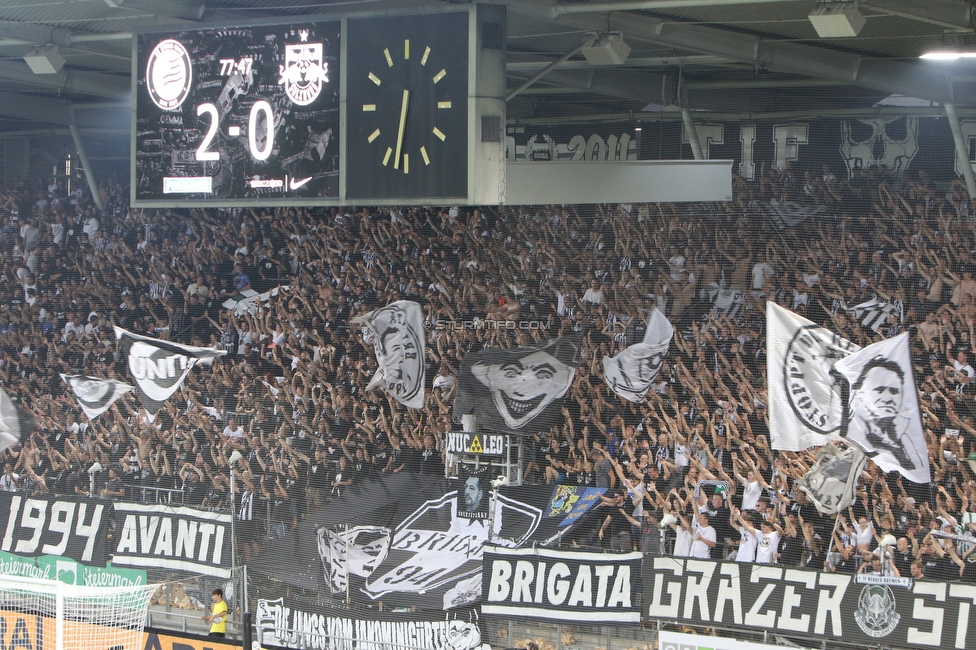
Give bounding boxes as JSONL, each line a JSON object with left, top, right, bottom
{"left": 453, "top": 334, "right": 582, "bottom": 436}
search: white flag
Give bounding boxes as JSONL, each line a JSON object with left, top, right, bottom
{"left": 351, "top": 301, "right": 426, "bottom": 409}
{"left": 61, "top": 374, "right": 134, "bottom": 420}
{"left": 797, "top": 442, "right": 868, "bottom": 515}
{"left": 767, "top": 302, "right": 860, "bottom": 451}
{"left": 602, "top": 309, "right": 673, "bottom": 403}
{"left": 115, "top": 327, "right": 227, "bottom": 415}
{"left": 0, "top": 387, "right": 34, "bottom": 453}
{"left": 833, "top": 332, "right": 930, "bottom": 483}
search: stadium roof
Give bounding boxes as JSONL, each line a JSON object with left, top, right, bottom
{"left": 0, "top": 0, "right": 972, "bottom": 140}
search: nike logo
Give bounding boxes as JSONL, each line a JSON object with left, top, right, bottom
{"left": 289, "top": 176, "right": 312, "bottom": 190}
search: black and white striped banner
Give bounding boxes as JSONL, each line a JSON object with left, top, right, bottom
{"left": 847, "top": 297, "right": 898, "bottom": 332}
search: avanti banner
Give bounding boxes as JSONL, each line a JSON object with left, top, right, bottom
{"left": 112, "top": 502, "right": 233, "bottom": 578}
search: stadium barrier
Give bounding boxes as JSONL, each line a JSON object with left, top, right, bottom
{"left": 144, "top": 627, "right": 242, "bottom": 650}
{"left": 0, "top": 610, "right": 241, "bottom": 650}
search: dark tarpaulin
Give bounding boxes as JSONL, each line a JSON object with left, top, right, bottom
{"left": 248, "top": 473, "right": 446, "bottom": 592}
{"left": 248, "top": 474, "right": 607, "bottom": 611}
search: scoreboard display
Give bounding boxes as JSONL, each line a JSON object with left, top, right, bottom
{"left": 131, "top": 6, "right": 507, "bottom": 208}
{"left": 135, "top": 22, "right": 340, "bottom": 204}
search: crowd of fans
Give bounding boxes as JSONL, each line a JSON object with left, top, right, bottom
{"left": 0, "top": 161, "right": 974, "bottom": 580}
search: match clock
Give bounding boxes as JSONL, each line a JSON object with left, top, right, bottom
{"left": 346, "top": 13, "right": 470, "bottom": 200}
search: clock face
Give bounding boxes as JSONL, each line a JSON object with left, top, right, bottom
{"left": 346, "top": 13, "right": 469, "bottom": 199}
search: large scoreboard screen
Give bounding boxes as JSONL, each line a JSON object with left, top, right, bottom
{"left": 132, "top": 6, "right": 507, "bottom": 207}
{"left": 133, "top": 21, "right": 341, "bottom": 204}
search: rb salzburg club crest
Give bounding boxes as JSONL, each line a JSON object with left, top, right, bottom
{"left": 278, "top": 30, "right": 328, "bottom": 106}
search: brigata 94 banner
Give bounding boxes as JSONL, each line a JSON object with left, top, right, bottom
{"left": 643, "top": 558, "right": 976, "bottom": 649}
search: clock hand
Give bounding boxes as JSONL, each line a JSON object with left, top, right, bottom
{"left": 394, "top": 88, "right": 410, "bottom": 170}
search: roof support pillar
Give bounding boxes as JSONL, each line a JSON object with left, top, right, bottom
{"left": 69, "top": 121, "right": 104, "bottom": 214}
{"left": 945, "top": 102, "right": 976, "bottom": 200}
{"left": 681, "top": 107, "right": 704, "bottom": 160}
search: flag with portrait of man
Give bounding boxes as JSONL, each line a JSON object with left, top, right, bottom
{"left": 833, "top": 332, "right": 930, "bottom": 483}
{"left": 455, "top": 466, "right": 490, "bottom": 521}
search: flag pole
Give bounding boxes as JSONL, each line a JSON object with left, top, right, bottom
{"left": 823, "top": 511, "right": 842, "bottom": 567}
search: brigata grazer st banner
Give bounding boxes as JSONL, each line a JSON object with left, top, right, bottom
{"left": 643, "top": 558, "right": 976, "bottom": 649}
{"left": 133, "top": 20, "right": 340, "bottom": 204}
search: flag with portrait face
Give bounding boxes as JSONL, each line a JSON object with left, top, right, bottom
{"left": 351, "top": 301, "right": 426, "bottom": 409}
{"left": 115, "top": 327, "right": 226, "bottom": 415}
{"left": 602, "top": 309, "right": 672, "bottom": 403}
{"left": 453, "top": 335, "right": 582, "bottom": 436}
{"left": 61, "top": 374, "right": 134, "bottom": 420}
{"left": 767, "top": 302, "right": 860, "bottom": 451}
{"left": 833, "top": 332, "right": 930, "bottom": 483}
{"left": 455, "top": 467, "right": 490, "bottom": 521}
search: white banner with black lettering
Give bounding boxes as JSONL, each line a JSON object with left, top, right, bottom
{"left": 351, "top": 300, "right": 426, "bottom": 409}
{"left": 603, "top": 308, "right": 673, "bottom": 403}
{"left": 833, "top": 332, "right": 930, "bottom": 483}
{"left": 0, "top": 492, "right": 111, "bottom": 565}
{"left": 766, "top": 301, "right": 860, "bottom": 451}
{"left": 256, "top": 597, "right": 490, "bottom": 650}
{"left": 643, "top": 557, "right": 976, "bottom": 649}
{"left": 61, "top": 374, "right": 134, "bottom": 420}
{"left": 114, "top": 326, "right": 226, "bottom": 415}
{"left": 112, "top": 502, "right": 233, "bottom": 577}
{"left": 482, "top": 546, "right": 642, "bottom": 623}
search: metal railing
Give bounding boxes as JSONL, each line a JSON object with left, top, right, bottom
{"left": 133, "top": 485, "right": 186, "bottom": 505}
{"left": 147, "top": 606, "right": 243, "bottom": 638}
{"left": 146, "top": 567, "right": 248, "bottom": 642}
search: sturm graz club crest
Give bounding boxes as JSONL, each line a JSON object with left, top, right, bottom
{"left": 278, "top": 29, "right": 328, "bottom": 106}
{"left": 784, "top": 325, "right": 858, "bottom": 434}
{"left": 146, "top": 39, "right": 192, "bottom": 111}
{"left": 854, "top": 584, "right": 900, "bottom": 638}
